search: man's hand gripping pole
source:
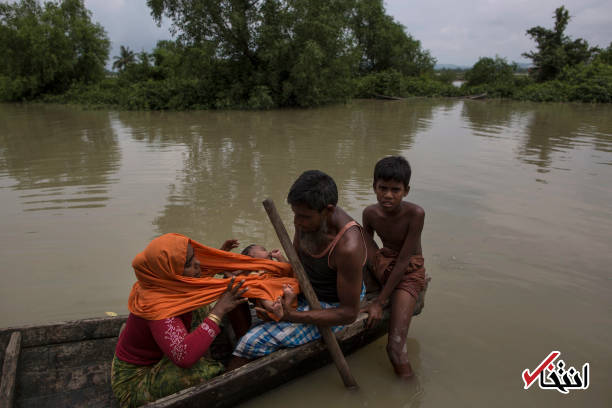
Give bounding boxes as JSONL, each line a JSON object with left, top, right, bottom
{"left": 262, "top": 199, "right": 358, "bottom": 389}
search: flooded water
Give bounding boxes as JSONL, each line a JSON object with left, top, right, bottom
{"left": 1, "top": 100, "right": 611, "bottom": 406}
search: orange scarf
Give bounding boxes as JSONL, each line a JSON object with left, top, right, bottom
{"left": 128, "top": 233, "right": 299, "bottom": 320}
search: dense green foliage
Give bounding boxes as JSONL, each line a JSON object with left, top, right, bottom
{"left": 352, "top": 0, "right": 433, "bottom": 76}
{"left": 5, "top": 0, "right": 440, "bottom": 108}
{"left": 2, "top": 1, "right": 611, "bottom": 108}
{"left": 0, "top": 0, "right": 109, "bottom": 101}
{"left": 353, "top": 70, "right": 461, "bottom": 98}
{"left": 594, "top": 42, "right": 612, "bottom": 65}
{"left": 138, "top": 0, "right": 436, "bottom": 108}
{"left": 465, "top": 57, "right": 517, "bottom": 87}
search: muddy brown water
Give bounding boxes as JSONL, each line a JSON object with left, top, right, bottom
{"left": 1, "top": 100, "right": 610, "bottom": 407}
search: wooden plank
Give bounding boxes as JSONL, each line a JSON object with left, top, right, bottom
{"left": 0, "top": 332, "right": 21, "bottom": 408}
{"left": 16, "top": 337, "right": 116, "bottom": 397}
{"left": 17, "top": 384, "right": 118, "bottom": 408}
{"left": 262, "top": 198, "right": 358, "bottom": 389}
{"left": 0, "top": 316, "right": 127, "bottom": 348}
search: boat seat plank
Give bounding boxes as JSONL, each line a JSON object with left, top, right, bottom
{"left": 0, "top": 332, "right": 21, "bottom": 408}
{"left": 16, "top": 338, "right": 116, "bottom": 397}
{"left": 17, "top": 361, "right": 112, "bottom": 398}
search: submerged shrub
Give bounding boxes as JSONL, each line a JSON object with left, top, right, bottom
{"left": 247, "top": 86, "right": 275, "bottom": 109}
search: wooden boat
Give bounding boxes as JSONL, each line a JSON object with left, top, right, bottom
{"left": 0, "top": 295, "right": 389, "bottom": 408}
{"left": 465, "top": 92, "right": 488, "bottom": 100}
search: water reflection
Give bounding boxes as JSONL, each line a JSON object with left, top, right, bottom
{"left": 461, "top": 101, "right": 612, "bottom": 172}
{"left": 1, "top": 100, "right": 611, "bottom": 406}
{"left": 461, "top": 100, "right": 529, "bottom": 139}
{"left": 520, "top": 103, "right": 612, "bottom": 171}
{"left": 113, "top": 100, "right": 434, "bottom": 244}
{"left": 0, "top": 104, "right": 120, "bottom": 211}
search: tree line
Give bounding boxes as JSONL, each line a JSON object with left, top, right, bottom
{"left": 0, "top": 1, "right": 610, "bottom": 109}
{"left": 461, "top": 6, "right": 612, "bottom": 102}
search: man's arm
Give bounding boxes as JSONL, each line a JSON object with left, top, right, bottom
{"left": 375, "top": 206, "right": 425, "bottom": 306}
{"left": 362, "top": 207, "right": 380, "bottom": 270}
{"left": 283, "top": 229, "right": 364, "bottom": 326}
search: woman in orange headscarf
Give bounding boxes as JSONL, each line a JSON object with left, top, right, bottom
{"left": 111, "top": 233, "right": 298, "bottom": 407}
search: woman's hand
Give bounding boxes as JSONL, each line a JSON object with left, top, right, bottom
{"left": 220, "top": 239, "right": 239, "bottom": 252}
{"left": 211, "top": 277, "right": 249, "bottom": 318}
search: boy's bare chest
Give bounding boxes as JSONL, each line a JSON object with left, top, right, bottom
{"left": 373, "top": 216, "right": 411, "bottom": 249}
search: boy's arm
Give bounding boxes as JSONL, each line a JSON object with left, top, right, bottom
{"left": 376, "top": 206, "right": 424, "bottom": 306}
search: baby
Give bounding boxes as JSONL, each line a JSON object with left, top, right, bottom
{"left": 240, "top": 243, "right": 290, "bottom": 321}
{"left": 241, "top": 244, "right": 288, "bottom": 263}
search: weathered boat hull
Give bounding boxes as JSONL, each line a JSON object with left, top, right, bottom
{"left": 0, "top": 306, "right": 388, "bottom": 408}
{"left": 147, "top": 313, "right": 388, "bottom": 408}
{"left": 0, "top": 317, "right": 125, "bottom": 407}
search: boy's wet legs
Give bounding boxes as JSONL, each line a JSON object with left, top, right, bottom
{"left": 387, "top": 289, "right": 417, "bottom": 379}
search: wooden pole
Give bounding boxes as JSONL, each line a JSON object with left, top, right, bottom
{"left": 262, "top": 199, "right": 358, "bottom": 389}
{"left": 0, "top": 331, "right": 21, "bottom": 408}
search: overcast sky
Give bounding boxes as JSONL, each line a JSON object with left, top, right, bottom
{"left": 84, "top": 0, "right": 612, "bottom": 68}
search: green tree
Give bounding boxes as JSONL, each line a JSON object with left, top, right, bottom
{"left": 465, "top": 56, "right": 517, "bottom": 86}
{"left": 352, "top": 0, "right": 434, "bottom": 76}
{"left": 112, "top": 45, "right": 136, "bottom": 72}
{"left": 147, "top": 0, "right": 360, "bottom": 106}
{"left": 147, "top": 0, "right": 261, "bottom": 66}
{"left": 593, "top": 42, "right": 612, "bottom": 65}
{"left": 146, "top": 0, "right": 434, "bottom": 107}
{"left": 0, "top": 0, "right": 109, "bottom": 100}
{"left": 522, "top": 6, "right": 594, "bottom": 82}
{"left": 435, "top": 68, "right": 460, "bottom": 84}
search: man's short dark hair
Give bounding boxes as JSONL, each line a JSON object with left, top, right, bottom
{"left": 287, "top": 170, "right": 338, "bottom": 211}
{"left": 373, "top": 156, "right": 411, "bottom": 188}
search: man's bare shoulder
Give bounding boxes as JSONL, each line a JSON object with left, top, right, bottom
{"left": 334, "top": 223, "right": 365, "bottom": 260}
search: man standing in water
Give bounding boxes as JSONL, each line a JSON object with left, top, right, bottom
{"left": 229, "top": 170, "right": 366, "bottom": 366}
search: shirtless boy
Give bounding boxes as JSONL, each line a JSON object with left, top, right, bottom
{"left": 362, "top": 156, "right": 427, "bottom": 379}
